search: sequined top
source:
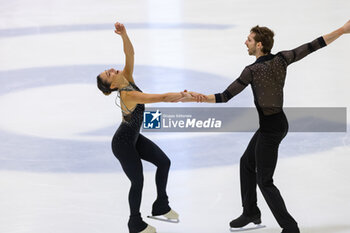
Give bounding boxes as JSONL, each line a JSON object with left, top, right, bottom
{"left": 117, "top": 82, "right": 145, "bottom": 132}
{"left": 215, "top": 37, "right": 327, "bottom": 115}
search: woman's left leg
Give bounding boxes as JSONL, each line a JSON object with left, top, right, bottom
{"left": 136, "top": 134, "right": 171, "bottom": 216}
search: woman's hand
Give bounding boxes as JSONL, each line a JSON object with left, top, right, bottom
{"left": 187, "top": 90, "right": 207, "bottom": 102}
{"left": 172, "top": 90, "right": 200, "bottom": 102}
{"left": 173, "top": 90, "right": 208, "bottom": 102}
{"left": 173, "top": 92, "right": 188, "bottom": 102}
{"left": 114, "top": 22, "right": 126, "bottom": 35}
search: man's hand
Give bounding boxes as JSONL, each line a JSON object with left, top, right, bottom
{"left": 342, "top": 20, "right": 350, "bottom": 34}
{"left": 170, "top": 91, "right": 194, "bottom": 102}
{"left": 114, "top": 22, "right": 126, "bottom": 35}
{"left": 173, "top": 90, "right": 208, "bottom": 102}
{"left": 187, "top": 90, "right": 207, "bottom": 103}
{"left": 179, "top": 91, "right": 195, "bottom": 102}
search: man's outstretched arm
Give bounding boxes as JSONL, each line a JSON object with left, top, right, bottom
{"left": 280, "top": 20, "right": 350, "bottom": 65}
{"left": 323, "top": 20, "right": 350, "bottom": 45}
{"left": 181, "top": 67, "right": 252, "bottom": 103}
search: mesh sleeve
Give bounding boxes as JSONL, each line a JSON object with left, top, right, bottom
{"left": 214, "top": 67, "right": 252, "bottom": 103}
{"left": 279, "top": 37, "right": 326, "bottom": 66}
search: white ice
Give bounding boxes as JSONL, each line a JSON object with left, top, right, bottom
{"left": 0, "top": 0, "right": 350, "bottom": 233}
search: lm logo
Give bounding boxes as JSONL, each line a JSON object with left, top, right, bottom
{"left": 143, "top": 110, "right": 162, "bottom": 129}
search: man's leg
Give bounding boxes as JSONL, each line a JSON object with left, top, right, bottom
{"left": 255, "top": 132, "right": 299, "bottom": 232}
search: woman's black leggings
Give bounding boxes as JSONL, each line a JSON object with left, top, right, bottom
{"left": 240, "top": 110, "right": 299, "bottom": 230}
{"left": 112, "top": 131, "right": 171, "bottom": 232}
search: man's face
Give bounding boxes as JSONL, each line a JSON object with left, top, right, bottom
{"left": 245, "top": 32, "right": 258, "bottom": 56}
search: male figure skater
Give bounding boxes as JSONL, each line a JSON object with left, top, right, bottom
{"left": 180, "top": 20, "right": 350, "bottom": 233}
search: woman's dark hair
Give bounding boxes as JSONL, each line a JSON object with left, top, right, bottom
{"left": 250, "top": 25, "right": 275, "bottom": 54}
{"left": 96, "top": 75, "right": 118, "bottom": 95}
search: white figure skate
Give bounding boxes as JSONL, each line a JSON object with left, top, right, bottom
{"left": 147, "top": 209, "right": 179, "bottom": 223}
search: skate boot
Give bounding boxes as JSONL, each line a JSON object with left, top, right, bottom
{"left": 148, "top": 199, "right": 179, "bottom": 223}
{"left": 229, "top": 213, "right": 265, "bottom": 232}
{"left": 128, "top": 214, "right": 151, "bottom": 233}
{"left": 148, "top": 209, "right": 179, "bottom": 223}
{"left": 281, "top": 226, "right": 300, "bottom": 233}
{"left": 139, "top": 224, "right": 156, "bottom": 233}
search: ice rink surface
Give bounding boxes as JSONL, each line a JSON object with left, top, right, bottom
{"left": 0, "top": 0, "right": 350, "bottom": 232}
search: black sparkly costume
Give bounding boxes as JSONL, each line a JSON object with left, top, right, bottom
{"left": 215, "top": 37, "right": 327, "bottom": 232}
{"left": 112, "top": 82, "right": 171, "bottom": 233}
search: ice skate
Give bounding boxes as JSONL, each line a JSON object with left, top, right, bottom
{"left": 281, "top": 227, "right": 300, "bottom": 233}
{"left": 139, "top": 224, "right": 156, "bottom": 233}
{"left": 230, "top": 224, "right": 266, "bottom": 232}
{"left": 229, "top": 214, "right": 266, "bottom": 232}
{"left": 147, "top": 209, "right": 179, "bottom": 223}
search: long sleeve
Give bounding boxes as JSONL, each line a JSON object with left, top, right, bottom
{"left": 279, "top": 37, "right": 327, "bottom": 66}
{"left": 215, "top": 67, "right": 253, "bottom": 103}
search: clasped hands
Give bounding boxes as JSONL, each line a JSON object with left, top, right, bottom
{"left": 173, "top": 90, "right": 207, "bottom": 103}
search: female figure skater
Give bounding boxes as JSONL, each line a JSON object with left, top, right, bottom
{"left": 96, "top": 22, "right": 187, "bottom": 233}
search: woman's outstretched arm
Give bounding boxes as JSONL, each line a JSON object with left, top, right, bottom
{"left": 122, "top": 91, "right": 195, "bottom": 104}
{"left": 114, "top": 22, "right": 135, "bottom": 83}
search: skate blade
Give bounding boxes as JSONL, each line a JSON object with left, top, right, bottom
{"left": 230, "top": 224, "right": 266, "bottom": 232}
{"left": 147, "top": 215, "right": 180, "bottom": 223}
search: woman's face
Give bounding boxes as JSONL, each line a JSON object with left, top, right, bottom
{"left": 99, "top": 68, "right": 122, "bottom": 86}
